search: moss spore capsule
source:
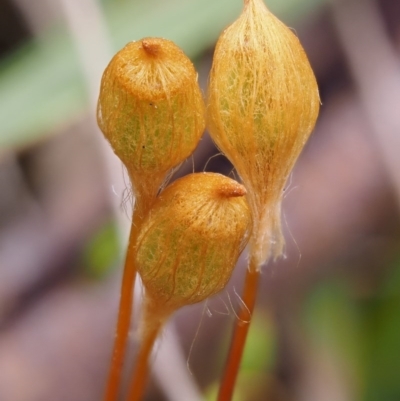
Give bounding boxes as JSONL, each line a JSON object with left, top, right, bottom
{"left": 97, "top": 37, "right": 205, "bottom": 183}
{"left": 136, "top": 173, "right": 252, "bottom": 313}
{"left": 207, "top": 0, "right": 320, "bottom": 266}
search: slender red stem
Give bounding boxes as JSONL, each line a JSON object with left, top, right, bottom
{"left": 103, "top": 174, "right": 163, "bottom": 401}
{"left": 218, "top": 258, "right": 260, "bottom": 401}
{"left": 103, "top": 212, "right": 142, "bottom": 401}
{"left": 126, "top": 319, "right": 163, "bottom": 401}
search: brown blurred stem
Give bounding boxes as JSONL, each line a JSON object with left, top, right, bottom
{"left": 218, "top": 257, "right": 260, "bottom": 401}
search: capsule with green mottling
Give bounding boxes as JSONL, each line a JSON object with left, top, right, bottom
{"left": 97, "top": 38, "right": 205, "bottom": 176}
{"left": 136, "top": 173, "right": 252, "bottom": 311}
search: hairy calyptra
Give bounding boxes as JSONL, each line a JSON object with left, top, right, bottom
{"left": 98, "top": 37, "right": 205, "bottom": 207}
{"left": 137, "top": 172, "right": 252, "bottom": 323}
{"left": 207, "top": 0, "right": 320, "bottom": 267}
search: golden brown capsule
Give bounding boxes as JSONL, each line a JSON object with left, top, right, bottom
{"left": 207, "top": 0, "right": 320, "bottom": 266}
{"left": 97, "top": 38, "right": 205, "bottom": 202}
{"left": 136, "top": 173, "right": 252, "bottom": 313}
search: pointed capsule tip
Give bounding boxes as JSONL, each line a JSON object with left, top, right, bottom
{"left": 142, "top": 39, "right": 160, "bottom": 56}
{"left": 218, "top": 182, "right": 247, "bottom": 198}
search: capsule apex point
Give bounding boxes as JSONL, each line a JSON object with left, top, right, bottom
{"left": 142, "top": 39, "right": 160, "bottom": 56}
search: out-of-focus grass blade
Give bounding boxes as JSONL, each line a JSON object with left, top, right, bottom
{"left": 304, "top": 258, "right": 400, "bottom": 401}
{"left": 0, "top": 0, "right": 326, "bottom": 150}
{"left": 0, "top": 32, "right": 87, "bottom": 149}
{"left": 363, "top": 258, "right": 400, "bottom": 401}
{"left": 303, "top": 282, "right": 365, "bottom": 394}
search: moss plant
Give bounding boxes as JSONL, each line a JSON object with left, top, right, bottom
{"left": 128, "top": 173, "right": 251, "bottom": 401}
{"left": 97, "top": 37, "right": 205, "bottom": 401}
{"left": 207, "top": 0, "right": 319, "bottom": 399}
{"left": 97, "top": 1, "right": 319, "bottom": 400}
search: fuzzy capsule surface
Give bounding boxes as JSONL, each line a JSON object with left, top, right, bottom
{"left": 207, "top": 0, "right": 320, "bottom": 265}
{"left": 136, "top": 173, "right": 252, "bottom": 312}
{"left": 97, "top": 38, "right": 205, "bottom": 177}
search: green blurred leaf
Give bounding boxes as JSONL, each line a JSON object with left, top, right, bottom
{"left": 363, "top": 258, "right": 400, "bottom": 401}
{"left": 83, "top": 221, "right": 119, "bottom": 279}
{"left": 0, "top": 0, "right": 327, "bottom": 150}
{"left": 304, "top": 255, "right": 400, "bottom": 401}
{"left": 304, "top": 282, "right": 365, "bottom": 395}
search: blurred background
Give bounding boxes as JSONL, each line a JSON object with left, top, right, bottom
{"left": 1, "top": 0, "right": 400, "bottom": 400}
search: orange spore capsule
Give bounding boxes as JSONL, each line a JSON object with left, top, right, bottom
{"left": 97, "top": 37, "right": 205, "bottom": 204}
{"left": 207, "top": 0, "right": 320, "bottom": 266}
{"left": 136, "top": 173, "right": 252, "bottom": 318}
